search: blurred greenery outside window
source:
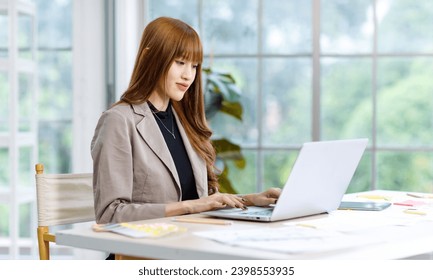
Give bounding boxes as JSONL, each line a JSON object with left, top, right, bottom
{"left": 149, "top": 0, "right": 433, "bottom": 194}
{"left": 36, "top": 0, "right": 73, "bottom": 174}
{"left": 23, "top": 0, "right": 73, "bottom": 259}
{"left": 0, "top": 0, "right": 73, "bottom": 260}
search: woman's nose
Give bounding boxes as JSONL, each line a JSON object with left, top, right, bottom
{"left": 182, "top": 66, "right": 194, "bottom": 80}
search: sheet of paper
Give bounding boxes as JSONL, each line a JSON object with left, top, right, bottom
{"left": 194, "top": 203, "right": 433, "bottom": 255}
{"left": 194, "top": 226, "right": 382, "bottom": 254}
{"left": 283, "top": 208, "right": 433, "bottom": 232}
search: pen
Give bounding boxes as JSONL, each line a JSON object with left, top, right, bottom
{"left": 406, "top": 193, "right": 433, "bottom": 199}
{"left": 172, "top": 217, "right": 233, "bottom": 225}
{"left": 393, "top": 202, "right": 414, "bottom": 207}
{"left": 296, "top": 223, "right": 317, "bottom": 229}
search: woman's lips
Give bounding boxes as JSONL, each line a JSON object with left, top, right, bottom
{"left": 176, "top": 83, "right": 189, "bottom": 91}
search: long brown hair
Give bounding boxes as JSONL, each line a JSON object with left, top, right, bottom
{"left": 119, "top": 17, "right": 219, "bottom": 194}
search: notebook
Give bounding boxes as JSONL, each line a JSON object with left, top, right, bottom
{"left": 203, "top": 138, "right": 368, "bottom": 222}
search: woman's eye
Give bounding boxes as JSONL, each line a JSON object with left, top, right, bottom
{"left": 176, "top": 60, "right": 185, "bottom": 65}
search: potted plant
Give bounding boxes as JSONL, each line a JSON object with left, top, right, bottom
{"left": 203, "top": 67, "right": 245, "bottom": 194}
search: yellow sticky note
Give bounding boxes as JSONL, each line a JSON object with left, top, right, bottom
{"left": 403, "top": 209, "right": 427, "bottom": 215}
{"left": 357, "top": 194, "right": 391, "bottom": 201}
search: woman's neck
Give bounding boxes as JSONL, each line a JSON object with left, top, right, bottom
{"left": 148, "top": 92, "right": 169, "bottom": 111}
{"left": 149, "top": 90, "right": 170, "bottom": 111}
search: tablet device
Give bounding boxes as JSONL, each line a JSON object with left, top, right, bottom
{"left": 338, "top": 201, "right": 391, "bottom": 211}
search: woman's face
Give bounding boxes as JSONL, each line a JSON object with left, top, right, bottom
{"left": 163, "top": 58, "right": 198, "bottom": 101}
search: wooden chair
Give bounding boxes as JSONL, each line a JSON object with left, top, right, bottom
{"left": 35, "top": 163, "right": 94, "bottom": 260}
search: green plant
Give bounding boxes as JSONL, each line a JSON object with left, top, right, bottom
{"left": 203, "top": 67, "right": 246, "bottom": 194}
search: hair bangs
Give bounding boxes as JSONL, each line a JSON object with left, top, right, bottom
{"left": 175, "top": 31, "right": 203, "bottom": 64}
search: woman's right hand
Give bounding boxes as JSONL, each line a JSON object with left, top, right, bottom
{"left": 185, "top": 193, "right": 247, "bottom": 214}
{"left": 166, "top": 193, "right": 247, "bottom": 216}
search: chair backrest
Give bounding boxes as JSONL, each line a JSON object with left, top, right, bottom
{"left": 35, "top": 163, "right": 94, "bottom": 260}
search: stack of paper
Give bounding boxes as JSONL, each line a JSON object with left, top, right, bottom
{"left": 92, "top": 222, "right": 187, "bottom": 238}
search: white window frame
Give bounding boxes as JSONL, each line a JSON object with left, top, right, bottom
{"left": 0, "top": 0, "right": 38, "bottom": 259}
{"left": 0, "top": 0, "right": 107, "bottom": 260}
{"left": 112, "top": 0, "right": 146, "bottom": 100}
{"left": 71, "top": 0, "right": 106, "bottom": 259}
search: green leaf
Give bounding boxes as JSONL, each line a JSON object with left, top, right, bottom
{"left": 220, "top": 101, "right": 243, "bottom": 121}
{"left": 212, "top": 138, "right": 246, "bottom": 169}
{"left": 204, "top": 90, "right": 223, "bottom": 118}
{"left": 217, "top": 166, "right": 238, "bottom": 194}
{"left": 204, "top": 69, "right": 241, "bottom": 102}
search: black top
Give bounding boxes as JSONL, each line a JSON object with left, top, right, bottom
{"left": 148, "top": 102, "right": 199, "bottom": 201}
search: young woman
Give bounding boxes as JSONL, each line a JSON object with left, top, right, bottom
{"left": 91, "top": 17, "right": 280, "bottom": 225}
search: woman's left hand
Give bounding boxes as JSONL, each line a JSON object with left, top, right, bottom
{"left": 242, "top": 187, "right": 281, "bottom": 207}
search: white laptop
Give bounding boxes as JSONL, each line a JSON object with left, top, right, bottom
{"left": 203, "top": 138, "right": 368, "bottom": 222}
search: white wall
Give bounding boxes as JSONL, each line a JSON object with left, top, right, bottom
{"left": 72, "top": 0, "right": 106, "bottom": 174}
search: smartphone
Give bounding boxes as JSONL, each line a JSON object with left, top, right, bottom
{"left": 338, "top": 201, "right": 392, "bottom": 211}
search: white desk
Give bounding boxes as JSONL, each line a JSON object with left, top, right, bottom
{"left": 56, "top": 191, "right": 433, "bottom": 259}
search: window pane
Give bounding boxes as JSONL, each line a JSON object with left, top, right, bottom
{"left": 262, "top": 0, "right": 312, "bottom": 54}
{"left": 18, "top": 73, "right": 33, "bottom": 132}
{"left": 38, "top": 120, "right": 72, "bottom": 173}
{"left": 226, "top": 150, "right": 257, "bottom": 194}
{"left": 321, "top": 58, "right": 372, "bottom": 141}
{"left": 36, "top": 1, "right": 73, "bottom": 181}
{"left": 0, "top": 72, "right": 8, "bottom": 132}
{"left": 0, "top": 204, "right": 9, "bottom": 237}
{"left": 0, "top": 148, "right": 9, "bottom": 189}
{"left": 202, "top": 0, "right": 258, "bottom": 55}
{"left": 0, "top": 12, "right": 7, "bottom": 58}
{"left": 18, "top": 13, "right": 34, "bottom": 60}
{"left": 206, "top": 58, "right": 258, "bottom": 145}
{"left": 37, "top": 50, "right": 73, "bottom": 172}
{"left": 148, "top": 0, "right": 199, "bottom": 29}
{"left": 19, "top": 247, "right": 32, "bottom": 257}
{"left": 262, "top": 58, "right": 311, "bottom": 146}
{"left": 19, "top": 203, "right": 32, "bottom": 238}
{"left": 321, "top": 0, "right": 373, "bottom": 53}
{"left": 377, "top": 58, "right": 433, "bottom": 147}
{"left": 377, "top": 152, "right": 433, "bottom": 192}
{"left": 37, "top": 51, "right": 72, "bottom": 119}
{"left": 0, "top": 247, "right": 9, "bottom": 259}
{"left": 263, "top": 150, "right": 298, "bottom": 190}
{"left": 378, "top": 0, "right": 433, "bottom": 53}
{"left": 346, "top": 151, "right": 371, "bottom": 193}
{"left": 18, "top": 147, "right": 33, "bottom": 190}
{"left": 35, "top": 0, "right": 72, "bottom": 49}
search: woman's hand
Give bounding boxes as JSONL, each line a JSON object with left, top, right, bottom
{"left": 241, "top": 187, "right": 281, "bottom": 207}
{"left": 165, "top": 188, "right": 281, "bottom": 217}
{"left": 166, "top": 193, "right": 247, "bottom": 216}
{"left": 187, "top": 193, "right": 247, "bottom": 213}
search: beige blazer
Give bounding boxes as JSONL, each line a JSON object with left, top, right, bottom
{"left": 91, "top": 102, "right": 208, "bottom": 224}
